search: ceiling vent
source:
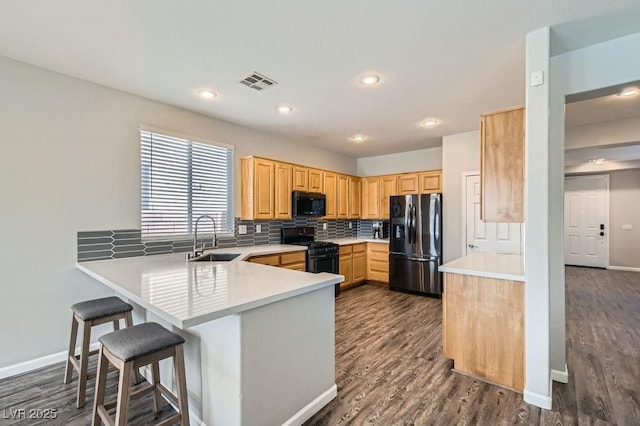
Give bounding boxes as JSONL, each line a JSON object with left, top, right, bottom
{"left": 240, "top": 72, "right": 278, "bottom": 91}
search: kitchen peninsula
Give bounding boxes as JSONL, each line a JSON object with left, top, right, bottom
{"left": 440, "top": 252, "right": 525, "bottom": 391}
{"left": 77, "top": 245, "right": 343, "bottom": 426}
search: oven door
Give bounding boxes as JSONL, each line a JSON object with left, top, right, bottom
{"left": 307, "top": 253, "right": 339, "bottom": 274}
{"left": 307, "top": 253, "right": 340, "bottom": 296}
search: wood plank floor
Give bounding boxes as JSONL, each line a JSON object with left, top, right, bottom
{"left": 0, "top": 266, "right": 638, "bottom": 425}
{"left": 307, "top": 267, "right": 640, "bottom": 425}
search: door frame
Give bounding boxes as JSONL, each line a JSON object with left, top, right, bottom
{"left": 461, "top": 171, "right": 480, "bottom": 256}
{"left": 564, "top": 174, "right": 610, "bottom": 268}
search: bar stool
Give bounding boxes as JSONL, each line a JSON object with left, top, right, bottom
{"left": 92, "top": 322, "right": 189, "bottom": 426}
{"left": 64, "top": 296, "right": 135, "bottom": 408}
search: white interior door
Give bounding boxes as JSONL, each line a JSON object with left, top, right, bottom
{"left": 564, "top": 175, "right": 609, "bottom": 268}
{"left": 465, "top": 174, "right": 522, "bottom": 255}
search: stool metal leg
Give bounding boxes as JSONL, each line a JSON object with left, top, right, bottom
{"left": 64, "top": 313, "right": 78, "bottom": 384}
{"left": 174, "top": 345, "right": 190, "bottom": 426}
{"left": 115, "top": 362, "right": 133, "bottom": 426}
{"left": 92, "top": 346, "right": 109, "bottom": 426}
{"left": 77, "top": 319, "right": 92, "bottom": 408}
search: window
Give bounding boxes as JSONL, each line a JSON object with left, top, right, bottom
{"left": 141, "top": 129, "right": 233, "bottom": 239}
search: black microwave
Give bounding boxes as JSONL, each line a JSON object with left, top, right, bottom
{"left": 292, "top": 191, "right": 326, "bottom": 217}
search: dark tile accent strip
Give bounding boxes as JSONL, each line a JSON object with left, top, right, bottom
{"left": 77, "top": 217, "right": 359, "bottom": 262}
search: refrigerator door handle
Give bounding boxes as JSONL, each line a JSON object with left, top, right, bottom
{"left": 411, "top": 204, "right": 417, "bottom": 246}
{"left": 408, "top": 203, "right": 413, "bottom": 244}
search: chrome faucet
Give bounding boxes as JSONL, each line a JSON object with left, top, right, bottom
{"left": 192, "top": 214, "right": 218, "bottom": 258}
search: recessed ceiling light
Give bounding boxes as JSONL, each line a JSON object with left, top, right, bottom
{"left": 359, "top": 74, "right": 380, "bottom": 86}
{"left": 277, "top": 105, "right": 293, "bottom": 114}
{"left": 198, "top": 89, "right": 217, "bottom": 99}
{"left": 421, "top": 119, "right": 439, "bottom": 127}
{"left": 619, "top": 87, "right": 639, "bottom": 97}
{"left": 350, "top": 134, "right": 367, "bottom": 143}
{"left": 588, "top": 158, "right": 605, "bottom": 164}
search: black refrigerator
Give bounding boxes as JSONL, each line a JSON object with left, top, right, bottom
{"left": 389, "top": 193, "right": 442, "bottom": 297}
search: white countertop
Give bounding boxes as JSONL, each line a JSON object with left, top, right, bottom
{"left": 76, "top": 244, "right": 343, "bottom": 329}
{"left": 440, "top": 252, "right": 524, "bottom": 282}
{"left": 329, "top": 237, "right": 389, "bottom": 245}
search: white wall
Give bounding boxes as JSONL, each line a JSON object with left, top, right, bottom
{"left": 441, "top": 131, "right": 480, "bottom": 263}
{"left": 609, "top": 169, "right": 640, "bottom": 269}
{"left": 524, "top": 27, "right": 552, "bottom": 409}
{"left": 0, "top": 55, "right": 356, "bottom": 369}
{"left": 566, "top": 116, "right": 640, "bottom": 149}
{"left": 544, "top": 33, "right": 640, "bottom": 400}
{"left": 356, "top": 147, "right": 442, "bottom": 176}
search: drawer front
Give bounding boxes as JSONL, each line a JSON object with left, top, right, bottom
{"left": 339, "top": 245, "right": 353, "bottom": 255}
{"left": 369, "top": 270, "right": 389, "bottom": 283}
{"left": 282, "top": 262, "right": 306, "bottom": 271}
{"left": 248, "top": 254, "right": 280, "bottom": 266}
{"left": 368, "top": 251, "right": 388, "bottom": 262}
{"left": 280, "top": 251, "right": 306, "bottom": 265}
{"left": 368, "top": 243, "right": 389, "bottom": 253}
{"left": 352, "top": 243, "right": 366, "bottom": 253}
{"left": 370, "top": 259, "right": 389, "bottom": 273}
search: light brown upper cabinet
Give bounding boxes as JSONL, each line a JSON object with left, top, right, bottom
{"left": 274, "top": 162, "right": 293, "bottom": 219}
{"left": 397, "top": 173, "right": 420, "bottom": 195}
{"left": 308, "top": 169, "right": 324, "bottom": 193}
{"left": 348, "top": 176, "right": 361, "bottom": 219}
{"left": 480, "top": 106, "right": 525, "bottom": 223}
{"left": 337, "top": 174, "right": 350, "bottom": 219}
{"left": 293, "top": 166, "right": 309, "bottom": 192}
{"left": 419, "top": 170, "right": 442, "bottom": 194}
{"left": 241, "top": 157, "right": 275, "bottom": 220}
{"left": 362, "top": 177, "right": 380, "bottom": 219}
{"left": 324, "top": 172, "right": 337, "bottom": 219}
{"left": 379, "top": 175, "right": 398, "bottom": 219}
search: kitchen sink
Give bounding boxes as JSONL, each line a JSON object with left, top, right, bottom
{"left": 189, "top": 253, "right": 241, "bottom": 262}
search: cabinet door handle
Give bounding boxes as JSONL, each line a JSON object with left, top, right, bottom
{"left": 468, "top": 244, "right": 476, "bottom": 248}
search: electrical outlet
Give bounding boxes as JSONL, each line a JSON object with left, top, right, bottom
{"left": 238, "top": 225, "right": 247, "bottom": 235}
{"left": 323, "top": 223, "right": 327, "bottom": 230}
{"left": 348, "top": 222, "right": 353, "bottom": 229}
{"left": 256, "top": 224, "right": 262, "bottom": 233}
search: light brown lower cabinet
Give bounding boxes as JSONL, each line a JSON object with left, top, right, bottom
{"left": 351, "top": 244, "right": 366, "bottom": 283}
{"left": 247, "top": 250, "right": 306, "bottom": 271}
{"left": 339, "top": 243, "right": 367, "bottom": 289}
{"left": 247, "top": 253, "right": 280, "bottom": 266}
{"left": 339, "top": 252, "right": 353, "bottom": 288}
{"left": 279, "top": 251, "right": 306, "bottom": 271}
{"left": 442, "top": 272, "right": 524, "bottom": 391}
{"left": 366, "top": 243, "right": 389, "bottom": 283}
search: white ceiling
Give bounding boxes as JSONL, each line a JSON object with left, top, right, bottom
{"left": 1, "top": 1, "right": 639, "bottom": 158}
{"left": 565, "top": 92, "right": 640, "bottom": 127}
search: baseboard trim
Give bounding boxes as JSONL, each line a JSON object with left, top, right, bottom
{"left": 282, "top": 384, "right": 338, "bottom": 426}
{"left": 0, "top": 342, "right": 101, "bottom": 380}
{"left": 607, "top": 266, "right": 640, "bottom": 272}
{"left": 551, "top": 364, "right": 569, "bottom": 383}
{"left": 524, "top": 388, "right": 552, "bottom": 410}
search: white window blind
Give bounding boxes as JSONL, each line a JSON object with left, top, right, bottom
{"left": 141, "top": 130, "right": 233, "bottom": 239}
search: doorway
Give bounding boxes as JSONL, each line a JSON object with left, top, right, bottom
{"left": 564, "top": 175, "right": 609, "bottom": 268}
{"left": 462, "top": 173, "right": 522, "bottom": 255}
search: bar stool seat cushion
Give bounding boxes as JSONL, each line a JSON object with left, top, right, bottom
{"left": 71, "top": 296, "right": 133, "bottom": 321}
{"left": 99, "top": 322, "right": 185, "bottom": 362}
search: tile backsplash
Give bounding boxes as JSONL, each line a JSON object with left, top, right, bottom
{"left": 77, "top": 217, "right": 363, "bottom": 262}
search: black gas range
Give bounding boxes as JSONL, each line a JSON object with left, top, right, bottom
{"left": 281, "top": 227, "right": 340, "bottom": 296}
